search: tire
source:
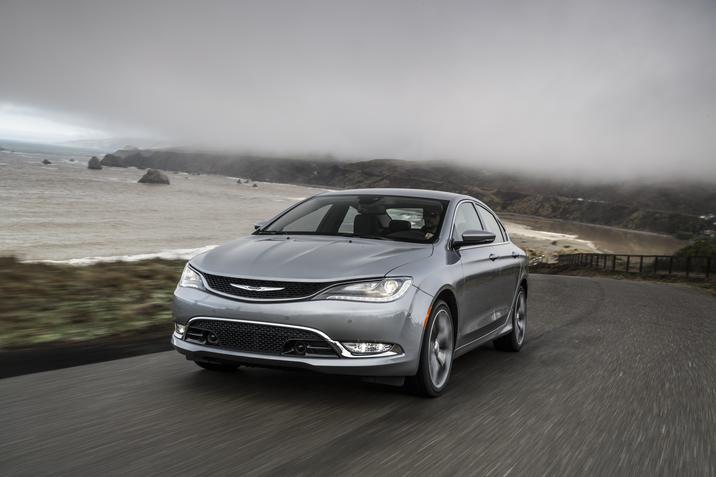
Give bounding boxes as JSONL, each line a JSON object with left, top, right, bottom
{"left": 493, "top": 286, "right": 527, "bottom": 352}
{"left": 194, "top": 360, "right": 239, "bottom": 372}
{"left": 406, "top": 300, "right": 455, "bottom": 397}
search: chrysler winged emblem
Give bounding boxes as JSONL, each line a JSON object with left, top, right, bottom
{"left": 230, "top": 283, "right": 285, "bottom": 292}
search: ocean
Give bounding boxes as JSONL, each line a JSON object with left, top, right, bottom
{"left": 0, "top": 151, "right": 328, "bottom": 262}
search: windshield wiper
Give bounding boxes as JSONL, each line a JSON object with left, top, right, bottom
{"left": 352, "top": 234, "right": 389, "bottom": 241}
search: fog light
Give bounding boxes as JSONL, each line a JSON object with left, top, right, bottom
{"left": 174, "top": 323, "right": 187, "bottom": 337}
{"left": 342, "top": 342, "right": 393, "bottom": 355}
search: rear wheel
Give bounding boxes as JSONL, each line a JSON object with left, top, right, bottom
{"left": 194, "top": 361, "right": 239, "bottom": 372}
{"left": 493, "top": 286, "right": 526, "bottom": 352}
{"left": 406, "top": 300, "right": 454, "bottom": 397}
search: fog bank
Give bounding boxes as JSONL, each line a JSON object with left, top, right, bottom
{"left": 1, "top": 0, "right": 715, "bottom": 180}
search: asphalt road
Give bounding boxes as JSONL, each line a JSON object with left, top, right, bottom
{"left": 2, "top": 275, "right": 715, "bottom": 476}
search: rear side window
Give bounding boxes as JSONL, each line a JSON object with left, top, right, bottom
{"left": 453, "top": 202, "right": 483, "bottom": 239}
{"left": 476, "top": 204, "right": 506, "bottom": 242}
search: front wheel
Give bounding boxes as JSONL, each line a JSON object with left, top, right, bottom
{"left": 406, "top": 300, "right": 455, "bottom": 397}
{"left": 493, "top": 286, "right": 526, "bottom": 352}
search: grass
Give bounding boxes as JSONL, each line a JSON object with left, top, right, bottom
{"left": 530, "top": 262, "right": 716, "bottom": 295}
{"left": 0, "top": 257, "right": 184, "bottom": 349}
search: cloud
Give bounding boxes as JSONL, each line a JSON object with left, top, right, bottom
{"left": 1, "top": 0, "right": 715, "bottom": 180}
{"left": 0, "top": 103, "right": 108, "bottom": 142}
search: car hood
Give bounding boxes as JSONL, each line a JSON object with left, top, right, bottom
{"left": 191, "top": 235, "right": 434, "bottom": 281}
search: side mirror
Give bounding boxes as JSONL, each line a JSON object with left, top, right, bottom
{"left": 453, "top": 230, "right": 495, "bottom": 248}
{"left": 253, "top": 221, "right": 267, "bottom": 231}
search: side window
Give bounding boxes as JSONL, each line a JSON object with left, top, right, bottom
{"left": 453, "top": 202, "right": 483, "bottom": 239}
{"left": 476, "top": 205, "right": 506, "bottom": 242}
{"left": 279, "top": 204, "right": 331, "bottom": 232}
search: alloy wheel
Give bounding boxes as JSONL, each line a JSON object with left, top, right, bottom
{"left": 514, "top": 291, "right": 526, "bottom": 345}
{"left": 428, "top": 308, "right": 454, "bottom": 389}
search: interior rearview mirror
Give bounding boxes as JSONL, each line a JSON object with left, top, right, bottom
{"left": 453, "top": 230, "right": 495, "bottom": 248}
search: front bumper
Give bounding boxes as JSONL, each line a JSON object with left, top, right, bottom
{"left": 171, "top": 284, "right": 433, "bottom": 377}
{"left": 173, "top": 335, "right": 417, "bottom": 376}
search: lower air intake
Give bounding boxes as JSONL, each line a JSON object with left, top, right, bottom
{"left": 185, "top": 319, "right": 339, "bottom": 358}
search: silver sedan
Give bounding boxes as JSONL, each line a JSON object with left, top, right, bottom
{"left": 172, "top": 188, "right": 528, "bottom": 396}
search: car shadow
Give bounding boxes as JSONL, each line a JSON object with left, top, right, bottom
{"left": 173, "top": 341, "right": 534, "bottom": 405}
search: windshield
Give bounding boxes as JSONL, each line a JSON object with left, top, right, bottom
{"left": 257, "top": 194, "right": 449, "bottom": 243}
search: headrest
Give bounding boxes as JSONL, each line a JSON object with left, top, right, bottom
{"left": 389, "top": 220, "right": 411, "bottom": 233}
{"left": 354, "top": 214, "right": 377, "bottom": 236}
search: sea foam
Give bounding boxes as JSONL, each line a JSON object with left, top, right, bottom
{"left": 29, "top": 245, "right": 218, "bottom": 266}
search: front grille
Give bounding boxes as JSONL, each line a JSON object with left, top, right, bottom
{"left": 186, "top": 319, "right": 339, "bottom": 357}
{"left": 202, "top": 273, "right": 336, "bottom": 300}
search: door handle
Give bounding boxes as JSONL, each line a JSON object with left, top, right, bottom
{"left": 489, "top": 253, "right": 498, "bottom": 261}
{"left": 512, "top": 251, "right": 519, "bottom": 259}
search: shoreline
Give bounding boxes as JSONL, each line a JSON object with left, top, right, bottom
{"left": 499, "top": 212, "right": 684, "bottom": 239}
{"left": 2, "top": 153, "right": 687, "bottom": 263}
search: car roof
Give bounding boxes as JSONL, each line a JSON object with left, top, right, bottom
{"left": 318, "top": 188, "right": 474, "bottom": 202}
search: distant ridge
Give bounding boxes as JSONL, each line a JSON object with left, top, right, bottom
{"left": 100, "top": 149, "right": 715, "bottom": 237}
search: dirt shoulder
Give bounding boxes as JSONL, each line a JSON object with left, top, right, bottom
{"left": 530, "top": 263, "right": 716, "bottom": 295}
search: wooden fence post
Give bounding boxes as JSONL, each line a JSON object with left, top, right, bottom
{"left": 639, "top": 256, "right": 643, "bottom": 273}
{"left": 626, "top": 256, "right": 631, "bottom": 273}
{"left": 707, "top": 257, "right": 711, "bottom": 279}
{"left": 612, "top": 255, "right": 617, "bottom": 271}
{"left": 668, "top": 256, "right": 673, "bottom": 275}
{"left": 686, "top": 256, "right": 691, "bottom": 278}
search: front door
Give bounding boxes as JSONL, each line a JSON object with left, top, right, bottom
{"left": 453, "top": 202, "right": 504, "bottom": 346}
{"left": 475, "top": 204, "right": 521, "bottom": 321}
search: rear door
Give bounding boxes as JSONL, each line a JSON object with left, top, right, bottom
{"left": 453, "top": 202, "right": 503, "bottom": 346}
{"left": 475, "top": 204, "right": 521, "bottom": 321}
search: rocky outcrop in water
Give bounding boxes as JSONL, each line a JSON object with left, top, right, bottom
{"left": 42, "top": 159, "right": 52, "bottom": 165}
{"left": 88, "top": 157, "right": 102, "bottom": 170}
{"left": 138, "top": 169, "right": 170, "bottom": 185}
{"left": 100, "top": 153, "right": 125, "bottom": 167}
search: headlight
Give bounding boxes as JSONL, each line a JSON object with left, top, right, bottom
{"left": 174, "top": 323, "right": 187, "bottom": 337}
{"left": 314, "top": 278, "right": 412, "bottom": 302}
{"left": 179, "top": 264, "right": 205, "bottom": 290}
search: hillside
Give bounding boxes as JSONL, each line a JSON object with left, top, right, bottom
{"left": 100, "top": 150, "right": 715, "bottom": 236}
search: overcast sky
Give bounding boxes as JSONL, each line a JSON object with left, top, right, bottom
{"left": 1, "top": 0, "right": 715, "bottom": 180}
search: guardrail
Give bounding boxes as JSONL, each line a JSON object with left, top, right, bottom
{"left": 558, "top": 253, "right": 713, "bottom": 279}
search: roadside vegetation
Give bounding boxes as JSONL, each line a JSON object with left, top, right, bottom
{"left": 2, "top": 241, "right": 713, "bottom": 351}
{"left": 674, "top": 237, "right": 716, "bottom": 257}
{"left": 0, "top": 257, "right": 182, "bottom": 349}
